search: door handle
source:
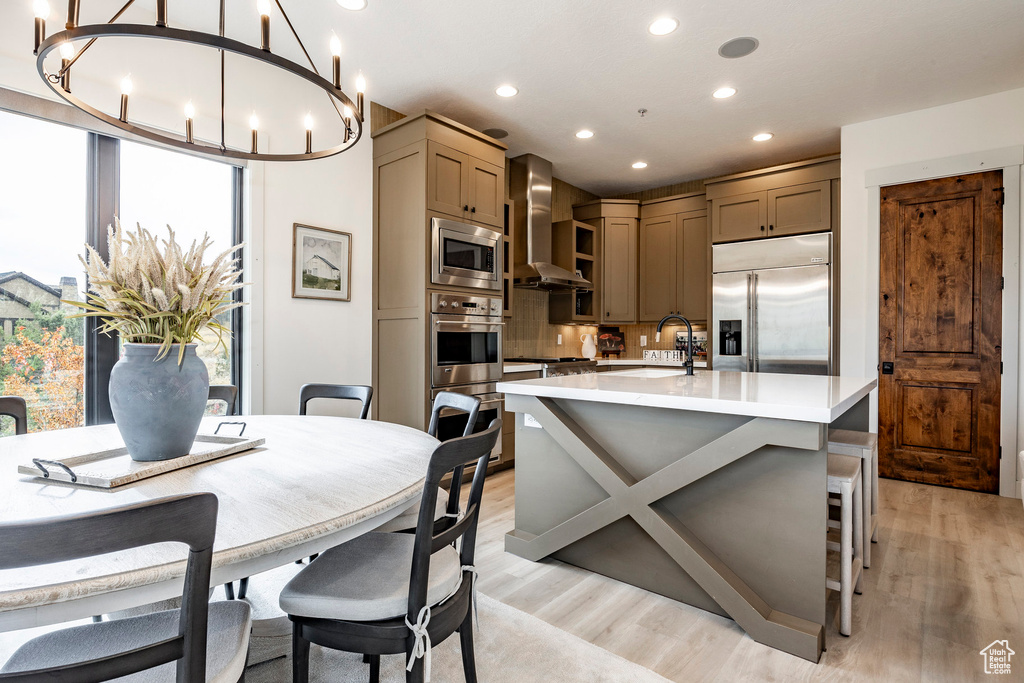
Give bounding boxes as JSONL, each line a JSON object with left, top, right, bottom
{"left": 752, "top": 273, "right": 759, "bottom": 372}
{"left": 882, "top": 362, "right": 894, "bottom": 375}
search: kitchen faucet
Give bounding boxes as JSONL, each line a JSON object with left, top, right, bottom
{"left": 655, "top": 314, "right": 695, "bottom": 376}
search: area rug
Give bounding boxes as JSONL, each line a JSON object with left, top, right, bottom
{"left": 246, "top": 593, "right": 672, "bottom": 683}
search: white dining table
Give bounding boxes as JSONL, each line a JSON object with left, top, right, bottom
{"left": 0, "top": 415, "right": 439, "bottom": 632}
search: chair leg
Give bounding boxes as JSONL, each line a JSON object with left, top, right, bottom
{"left": 853, "top": 477, "right": 864, "bottom": 595}
{"left": 460, "top": 607, "right": 477, "bottom": 683}
{"left": 861, "top": 461, "right": 872, "bottom": 568}
{"left": 238, "top": 576, "right": 249, "bottom": 600}
{"left": 871, "top": 446, "right": 879, "bottom": 542}
{"left": 368, "top": 654, "right": 380, "bottom": 683}
{"left": 224, "top": 582, "right": 235, "bottom": 600}
{"left": 406, "top": 650, "right": 425, "bottom": 683}
{"left": 292, "top": 624, "right": 311, "bottom": 683}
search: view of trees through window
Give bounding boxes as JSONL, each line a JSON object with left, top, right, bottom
{"left": 0, "top": 111, "right": 241, "bottom": 434}
{"left": 0, "top": 112, "right": 87, "bottom": 436}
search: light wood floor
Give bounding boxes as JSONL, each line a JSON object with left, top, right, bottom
{"left": 472, "top": 468, "right": 1024, "bottom": 682}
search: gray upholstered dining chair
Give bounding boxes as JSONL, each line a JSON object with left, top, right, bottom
{"left": 0, "top": 396, "right": 28, "bottom": 436}
{"left": 0, "top": 493, "right": 251, "bottom": 682}
{"left": 375, "top": 391, "right": 481, "bottom": 533}
{"left": 280, "top": 419, "right": 502, "bottom": 683}
{"left": 299, "top": 383, "right": 373, "bottom": 420}
{"left": 208, "top": 384, "right": 240, "bottom": 416}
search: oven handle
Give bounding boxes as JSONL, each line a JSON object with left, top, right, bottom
{"left": 434, "top": 320, "right": 505, "bottom": 326}
{"left": 438, "top": 396, "right": 503, "bottom": 417}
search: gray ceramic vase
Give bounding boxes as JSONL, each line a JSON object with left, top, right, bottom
{"left": 109, "top": 343, "right": 210, "bottom": 462}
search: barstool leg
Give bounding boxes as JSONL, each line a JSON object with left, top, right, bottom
{"left": 840, "top": 479, "right": 853, "bottom": 636}
{"left": 854, "top": 477, "right": 864, "bottom": 595}
{"left": 871, "top": 446, "right": 879, "bottom": 542}
{"left": 861, "top": 462, "right": 872, "bottom": 568}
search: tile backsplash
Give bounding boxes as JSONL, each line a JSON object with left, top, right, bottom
{"left": 503, "top": 289, "right": 707, "bottom": 359}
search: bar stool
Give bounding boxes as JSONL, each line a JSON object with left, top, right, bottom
{"left": 826, "top": 452, "right": 864, "bottom": 637}
{"left": 829, "top": 429, "right": 879, "bottom": 566}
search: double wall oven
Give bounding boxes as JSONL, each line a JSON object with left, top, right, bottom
{"left": 430, "top": 291, "right": 504, "bottom": 464}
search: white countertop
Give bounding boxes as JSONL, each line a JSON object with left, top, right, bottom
{"left": 498, "top": 369, "right": 877, "bottom": 423}
{"left": 503, "top": 359, "right": 708, "bottom": 374}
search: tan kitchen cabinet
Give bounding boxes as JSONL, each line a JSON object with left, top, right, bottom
{"left": 707, "top": 156, "right": 839, "bottom": 243}
{"left": 637, "top": 192, "right": 709, "bottom": 323}
{"left": 572, "top": 199, "right": 640, "bottom": 325}
{"left": 426, "top": 140, "right": 504, "bottom": 229}
{"left": 710, "top": 190, "right": 767, "bottom": 242}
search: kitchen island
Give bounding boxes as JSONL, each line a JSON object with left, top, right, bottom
{"left": 497, "top": 369, "right": 876, "bottom": 662}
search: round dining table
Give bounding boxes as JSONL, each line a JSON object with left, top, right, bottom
{"left": 0, "top": 415, "right": 439, "bottom": 632}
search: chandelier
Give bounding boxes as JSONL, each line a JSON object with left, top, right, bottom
{"left": 32, "top": 0, "right": 366, "bottom": 162}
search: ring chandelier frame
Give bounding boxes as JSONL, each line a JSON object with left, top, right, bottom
{"left": 34, "top": 0, "right": 365, "bottom": 162}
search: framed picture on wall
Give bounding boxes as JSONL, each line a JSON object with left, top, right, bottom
{"left": 292, "top": 223, "right": 352, "bottom": 301}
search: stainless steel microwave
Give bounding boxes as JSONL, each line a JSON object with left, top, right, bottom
{"left": 431, "top": 217, "right": 502, "bottom": 291}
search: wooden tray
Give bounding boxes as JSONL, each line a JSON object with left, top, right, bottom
{"left": 17, "top": 429, "right": 266, "bottom": 489}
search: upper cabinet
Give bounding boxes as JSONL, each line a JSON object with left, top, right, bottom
{"left": 571, "top": 199, "right": 641, "bottom": 325}
{"left": 426, "top": 140, "right": 504, "bottom": 229}
{"left": 638, "top": 192, "right": 708, "bottom": 323}
{"left": 706, "top": 156, "right": 840, "bottom": 244}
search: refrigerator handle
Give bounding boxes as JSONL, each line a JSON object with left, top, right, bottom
{"left": 746, "top": 273, "right": 754, "bottom": 372}
{"left": 752, "top": 273, "right": 759, "bottom": 372}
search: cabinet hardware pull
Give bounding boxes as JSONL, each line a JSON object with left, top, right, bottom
{"left": 463, "top": 205, "right": 469, "bottom": 211}
{"left": 769, "top": 224, "right": 774, "bottom": 231}
{"left": 471, "top": 206, "right": 476, "bottom": 213}
{"left": 760, "top": 225, "right": 765, "bottom": 231}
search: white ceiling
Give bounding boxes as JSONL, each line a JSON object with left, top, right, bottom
{"left": 2, "top": 0, "right": 1023, "bottom": 195}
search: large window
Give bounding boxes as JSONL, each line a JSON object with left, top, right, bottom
{"left": 0, "top": 109, "right": 243, "bottom": 434}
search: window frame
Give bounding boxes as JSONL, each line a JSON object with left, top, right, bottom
{"left": 0, "top": 90, "right": 247, "bottom": 426}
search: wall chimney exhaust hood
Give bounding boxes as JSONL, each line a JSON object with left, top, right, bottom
{"left": 510, "top": 154, "right": 593, "bottom": 291}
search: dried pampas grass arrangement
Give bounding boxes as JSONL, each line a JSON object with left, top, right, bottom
{"left": 65, "top": 219, "right": 246, "bottom": 364}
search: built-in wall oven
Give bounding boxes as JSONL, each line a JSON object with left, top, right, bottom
{"left": 430, "top": 292, "right": 503, "bottom": 387}
{"left": 430, "top": 383, "right": 503, "bottom": 467}
{"left": 431, "top": 217, "right": 503, "bottom": 291}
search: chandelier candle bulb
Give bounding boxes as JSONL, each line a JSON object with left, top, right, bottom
{"left": 33, "top": 0, "right": 48, "bottom": 54}
{"left": 257, "top": 0, "right": 271, "bottom": 51}
{"left": 250, "top": 112, "right": 259, "bottom": 153}
{"left": 119, "top": 74, "right": 132, "bottom": 123}
{"left": 156, "top": 0, "right": 167, "bottom": 27}
{"left": 343, "top": 104, "right": 352, "bottom": 143}
{"left": 330, "top": 34, "right": 342, "bottom": 89}
{"left": 59, "top": 41, "right": 73, "bottom": 92}
{"left": 304, "top": 113, "right": 313, "bottom": 154}
{"left": 356, "top": 72, "right": 365, "bottom": 118}
{"left": 184, "top": 101, "right": 195, "bottom": 144}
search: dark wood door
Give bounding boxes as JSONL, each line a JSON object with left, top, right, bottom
{"left": 878, "top": 171, "right": 1003, "bottom": 493}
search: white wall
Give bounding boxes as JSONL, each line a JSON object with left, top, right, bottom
{"left": 0, "top": 41, "right": 375, "bottom": 420}
{"left": 840, "top": 86, "right": 1024, "bottom": 495}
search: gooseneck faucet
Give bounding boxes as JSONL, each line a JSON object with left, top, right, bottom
{"left": 655, "top": 314, "right": 695, "bottom": 375}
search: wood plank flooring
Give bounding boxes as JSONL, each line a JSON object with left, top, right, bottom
{"left": 472, "top": 469, "right": 1024, "bottom": 682}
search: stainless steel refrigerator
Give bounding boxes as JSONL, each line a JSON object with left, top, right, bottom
{"left": 712, "top": 233, "right": 831, "bottom": 375}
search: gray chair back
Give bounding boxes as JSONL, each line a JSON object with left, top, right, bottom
{"left": 0, "top": 493, "right": 219, "bottom": 681}
{"left": 408, "top": 420, "right": 501, "bottom": 627}
{"left": 298, "top": 384, "right": 373, "bottom": 420}
{"left": 208, "top": 385, "right": 239, "bottom": 416}
{"left": 0, "top": 396, "right": 28, "bottom": 436}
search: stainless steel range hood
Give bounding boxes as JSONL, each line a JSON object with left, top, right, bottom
{"left": 510, "top": 154, "right": 592, "bottom": 291}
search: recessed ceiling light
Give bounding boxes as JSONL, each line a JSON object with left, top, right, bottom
{"left": 495, "top": 85, "right": 519, "bottom": 98}
{"left": 648, "top": 17, "right": 679, "bottom": 36}
{"left": 632, "top": 161, "right": 648, "bottom": 169}
{"left": 719, "top": 37, "right": 759, "bottom": 59}
{"left": 713, "top": 87, "right": 736, "bottom": 99}
{"left": 575, "top": 129, "right": 594, "bottom": 139}
{"left": 752, "top": 133, "right": 773, "bottom": 142}
{"left": 336, "top": 0, "right": 367, "bottom": 9}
